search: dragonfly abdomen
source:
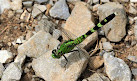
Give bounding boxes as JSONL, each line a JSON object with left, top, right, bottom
{"left": 72, "top": 13, "right": 117, "bottom": 45}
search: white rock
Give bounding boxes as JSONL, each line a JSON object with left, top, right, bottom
{"left": 0, "top": 0, "right": 11, "bottom": 14}
{"left": 0, "top": 50, "right": 13, "bottom": 63}
{"left": 1, "top": 62, "right": 22, "bottom": 81}
{"left": 15, "top": 31, "right": 60, "bottom": 65}
{"left": 32, "top": 50, "right": 89, "bottom": 81}
{"left": 130, "top": 0, "right": 137, "bottom": 2}
{"left": 102, "top": 42, "right": 113, "bottom": 51}
{"left": 16, "top": 36, "right": 25, "bottom": 44}
{"left": 103, "top": 52, "right": 131, "bottom": 81}
{"left": 98, "top": 2, "right": 127, "bottom": 42}
{"left": 0, "top": 63, "right": 4, "bottom": 78}
{"left": 49, "top": 0, "right": 70, "bottom": 20}
{"left": 10, "top": 0, "right": 22, "bottom": 10}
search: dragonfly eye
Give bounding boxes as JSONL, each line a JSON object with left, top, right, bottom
{"left": 52, "top": 49, "right": 60, "bottom": 59}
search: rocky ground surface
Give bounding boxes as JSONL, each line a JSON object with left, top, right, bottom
{"left": 0, "top": 0, "right": 137, "bottom": 81}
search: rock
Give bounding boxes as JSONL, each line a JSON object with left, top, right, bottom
{"left": 131, "top": 69, "right": 137, "bottom": 81}
{"left": 35, "top": 18, "right": 56, "bottom": 33}
{"left": 53, "top": 29, "right": 62, "bottom": 39}
{"left": 14, "top": 31, "right": 60, "bottom": 65}
{"left": 34, "top": 4, "right": 47, "bottom": 12}
{"left": 103, "top": 52, "right": 131, "bottom": 81}
{"left": 127, "top": 55, "right": 137, "bottom": 62}
{"left": 0, "top": 63, "right": 4, "bottom": 78}
{"left": 49, "top": 0, "right": 70, "bottom": 20}
{"left": 0, "top": 0, "right": 11, "bottom": 14}
{"left": 23, "top": 1, "right": 33, "bottom": 7}
{"left": 102, "top": 42, "right": 113, "bottom": 51}
{"left": 128, "top": 3, "right": 137, "bottom": 15}
{"left": 32, "top": 4, "right": 47, "bottom": 18}
{"left": 101, "top": 0, "right": 110, "bottom": 2}
{"left": 10, "top": 0, "right": 22, "bottom": 10}
{"left": 16, "top": 9, "right": 23, "bottom": 14}
{"left": 88, "top": 56, "right": 104, "bottom": 70}
{"left": 1, "top": 62, "right": 22, "bottom": 81}
{"left": 85, "top": 73, "right": 110, "bottom": 81}
{"left": 34, "top": 0, "right": 48, "bottom": 3}
{"left": 98, "top": 2, "right": 127, "bottom": 42}
{"left": 0, "top": 50, "right": 13, "bottom": 63}
{"left": 64, "top": 2, "right": 98, "bottom": 49}
{"left": 32, "top": 50, "right": 89, "bottom": 81}
{"left": 20, "top": 10, "right": 31, "bottom": 22}
{"left": 130, "top": 0, "right": 137, "bottom": 2}
{"left": 134, "top": 20, "right": 137, "bottom": 40}
{"left": 67, "top": 0, "right": 81, "bottom": 3}
{"left": 93, "top": 0, "right": 99, "bottom": 4}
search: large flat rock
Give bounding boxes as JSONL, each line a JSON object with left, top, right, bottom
{"left": 32, "top": 50, "right": 89, "bottom": 81}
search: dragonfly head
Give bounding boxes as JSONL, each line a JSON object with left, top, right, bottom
{"left": 52, "top": 49, "right": 61, "bottom": 59}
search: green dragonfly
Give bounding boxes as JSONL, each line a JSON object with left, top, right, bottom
{"left": 52, "top": 12, "right": 117, "bottom": 62}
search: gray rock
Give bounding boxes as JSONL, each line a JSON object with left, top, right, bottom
{"left": 32, "top": 4, "right": 47, "bottom": 18}
{"left": 134, "top": 20, "right": 137, "bottom": 40}
{"left": 127, "top": 55, "right": 137, "bottom": 62}
{"left": 102, "top": 42, "right": 113, "bottom": 51}
{"left": 34, "top": 0, "right": 48, "bottom": 3}
{"left": 34, "top": 4, "right": 47, "bottom": 12}
{"left": 0, "top": 50, "right": 13, "bottom": 63}
{"left": 1, "top": 62, "right": 22, "bottom": 81}
{"left": 32, "top": 49, "right": 89, "bottom": 81}
{"left": 0, "top": 0, "right": 10, "bottom": 14}
{"left": 0, "top": 63, "right": 4, "bottom": 78}
{"left": 49, "top": 0, "right": 70, "bottom": 20}
{"left": 53, "top": 29, "right": 62, "bottom": 39}
{"left": 35, "top": 18, "right": 56, "bottom": 33}
{"left": 15, "top": 31, "right": 60, "bottom": 65}
{"left": 85, "top": 73, "right": 110, "bottom": 81}
{"left": 63, "top": 2, "right": 98, "bottom": 50}
{"left": 103, "top": 52, "right": 131, "bottom": 81}
{"left": 98, "top": 2, "right": 127, "bottom": 42}
{"left": 23, "top": 1, "right": 33, "bottom": 7}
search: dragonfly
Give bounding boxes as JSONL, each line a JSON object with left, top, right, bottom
{"left": 52, "top": 12, "right": 117, "bottom": 62}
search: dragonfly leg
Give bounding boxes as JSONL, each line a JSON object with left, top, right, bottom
{"left": 63, "top": 55, "right": 68, "bottom": 68}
